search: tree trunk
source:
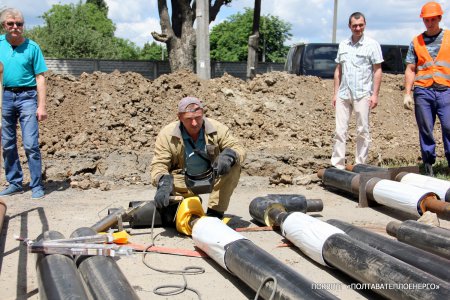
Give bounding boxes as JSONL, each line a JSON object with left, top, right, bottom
{"left": 167, "top": 29, "right": 196, "bottom": 72}
{"left": 151, "top": 0, "right": 229, "bottom": 73}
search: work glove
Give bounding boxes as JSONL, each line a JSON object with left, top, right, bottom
{"left": 403, "top": 94, "right": 414, "bottom": 110}
{"left": 154, "top": 174, "right": 174, "bottom": 209}
{"left": 213, "top": 148, "right": 237, "bottom": 176}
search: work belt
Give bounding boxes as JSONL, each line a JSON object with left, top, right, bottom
{"left": 4, "top": 86, "right": 37, "bottom": 93}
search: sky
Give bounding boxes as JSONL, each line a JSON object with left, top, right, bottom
{"left": 1, "top": 0, "right": 449, "bottom": 48}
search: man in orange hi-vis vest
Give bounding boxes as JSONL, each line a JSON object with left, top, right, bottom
{"left": 404, "top": 2, "right": 450, "bottom": 177}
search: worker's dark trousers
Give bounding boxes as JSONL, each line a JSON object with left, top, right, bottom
{"left": 414, "top": 87, "right": 450, "bottom": 166}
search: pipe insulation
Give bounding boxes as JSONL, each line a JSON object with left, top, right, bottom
{"left": 386, "top": 220, "right": 450, "bottom": 260}
{"left": 280, "top": 213, "right": 450, "bottom": 300}
{"left": 347, "top": 164, "right": 384, "bottom": 173}
{"left": 395, "top": 172, "right": 450, "bottom": 202}
{"left": 322, "top": 232, "right": 449, "bottom": 300}
{"left": 35, "top": 231, "right": 91, "bottom": 300}
{"left": 192, "top": 217, "right": 337, "bottom": 300}
{"left": 368, "top": 178, "right": 436, "bottom": 216}
{"left": 71, "top": 227, "right": 139, "bottom": 300}
{"left": 317, "top": 168, "right": 359, "bottom": 195}
{"left": 327, "top": 219, "right": 450, "bottom": 281}
{"left": 281, "top": 213, "right": 345, "bottom": 266}
{"left": 265, "top": 194, "right": 324, "bottom": 213}
{"left": 192, "top": 217, "right": 247, "bottom": 270}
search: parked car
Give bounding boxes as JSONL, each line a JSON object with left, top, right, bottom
{"left": 284, "top": 42, "right": 408, "bottom": 78}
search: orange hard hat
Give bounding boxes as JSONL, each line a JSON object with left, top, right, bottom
{"left": 420, "top": 2, "right": 444, "bottom": 18}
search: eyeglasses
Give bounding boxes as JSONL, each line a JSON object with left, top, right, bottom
{"left": 5, "top": 21, "right": 24, "bottom": 27}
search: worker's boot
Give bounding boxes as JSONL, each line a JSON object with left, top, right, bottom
{"left": 424, "top": 163, "right": 434, "bottom": 177}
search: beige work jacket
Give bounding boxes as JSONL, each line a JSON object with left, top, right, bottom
{"left": 150, "top": 118, "right": 246, "bottom": 186}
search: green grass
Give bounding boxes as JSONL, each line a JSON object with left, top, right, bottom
{"left": 424, "top": 160, "right": 450, "bottom": 180}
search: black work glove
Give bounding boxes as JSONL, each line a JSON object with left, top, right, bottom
{"left": 213, "top": 148, "right": 237, "bottom": 176}
{"left": 154, "top": 174, "right": 174, "bottom": 209}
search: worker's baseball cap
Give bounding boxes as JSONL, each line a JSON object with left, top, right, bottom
{"left": 178, "top": 96, "right": 204, "bottom": 113}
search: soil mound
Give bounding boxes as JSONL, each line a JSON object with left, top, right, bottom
{"left": 22, "top": 70, "right": 441, "bottom": 189}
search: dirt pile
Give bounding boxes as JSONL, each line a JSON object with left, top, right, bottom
{"left": 21, "top": 69, "right": 442, "bottom": 189}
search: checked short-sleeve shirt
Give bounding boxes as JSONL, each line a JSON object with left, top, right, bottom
{"left": 335, "top": 35, "right": 383, "bottom": 100}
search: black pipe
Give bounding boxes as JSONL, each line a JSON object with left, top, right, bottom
{"left": 250, "top": 195, "right": 324, "bottom": 226}
{"left": 249, "top": 196, "right": 287, "bottom": 226}
{"left": 128, "top": 201, "right": 162, "bottom": 228}
{"left": 266, "top": 194, "right": 323, "bottom": 212}
{"left": 322, "top": 233, "right": 450, "bottom": 300}
{"left": 127, "top": 201, "right": 179, "bottom": 229}
{"left": 320, "top": 168, "right": 359, "bottom": 195}
{"left": 250, "top": 200, "right": 450, "bottom": 298}
{"left": 35, "top": 231, "right": 91, "bottom": 300}
{"left": 386, "top": 220, "right": 450, "bottom": 260}
{"left": 224, "top": 239, "right": 338, "bottom": 300}
{"left": 350, "top": 164, "right": 384, "bottom": 173}
{"left": 327, "top": 219, "right": 450, "bottom": 281}
{"left": 71, "top": 227, "right": 139, "bottom": 300}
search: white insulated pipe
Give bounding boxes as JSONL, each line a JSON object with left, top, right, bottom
{"left": 192, "top": 217, "right": 247, "bottom": 270}
{"left": 396, "top": 172, "right": 450, "bottom": 202}
{"left": 281, "top": 212, "right": 345, "bottom": 266}
{"left": 370, "top": 179, "right": 438, "bottom": 216}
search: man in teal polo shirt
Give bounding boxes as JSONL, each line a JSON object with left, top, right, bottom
{"left": 0, "top": 8, "right": 47, "bottom": 199}
{"left": 151, "top": 97, "right": 246, "bottom": 219}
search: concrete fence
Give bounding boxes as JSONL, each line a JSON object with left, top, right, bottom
{"left": 45, "top": 58, "right": 285, "bottom": 80}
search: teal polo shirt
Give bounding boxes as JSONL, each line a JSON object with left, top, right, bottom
{"left": 0, "top": 35, "right": 48, "bottom": 87}
{"left": 181, "top": 125, "right": 211, "bottom": 176}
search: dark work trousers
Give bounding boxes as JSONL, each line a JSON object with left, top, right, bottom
{"left": 413, "top": 87, "right": 450, "bottom": 166}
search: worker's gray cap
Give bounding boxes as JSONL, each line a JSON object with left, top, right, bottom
{"left": 178, "top": 96, "right": 204, "bottom": 113}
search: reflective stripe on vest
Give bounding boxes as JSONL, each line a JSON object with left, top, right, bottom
{"left": 413, "top": 30, "right": 450, "bottom": 87}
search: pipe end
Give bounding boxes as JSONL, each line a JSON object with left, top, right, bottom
{"left": 317, "top": 169, "right": 325, "bottom": 179}
{"left": 306, "top": 199, "right": 323, "bottom": 212}
{"left": 394, "top": 171, "right": 409, "bottom": 182}
{"left": 386, "top": 221, "right": 400, "bottom": 237}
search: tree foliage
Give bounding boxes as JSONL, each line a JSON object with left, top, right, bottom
{"left": 210, "top": 8, "right": 292, "bottom": 62}
{"left": 86, "top": 0, "right": 108, "bottom": 14}
{"left": 25, "top": 2, "right": 139, "bottom": 59}
{"left": 139, "top": 42, "right": 168, "bottom": 60}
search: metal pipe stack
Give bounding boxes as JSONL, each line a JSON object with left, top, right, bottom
{"left": 327, "top": 219, "right": 450, "bottom": 281}
{"left": 35, "top": 231, "right": 91, "bottom": 300}
{"left": 318, "top": 167, "right": 450, "bottom": 220}
{"left": 192, "top": 216, "right": 337, "bottom": 300}
{"left": 249, "top": 197, "right": 450, "bottom": 299}
{"left": 346, "top": 163, "right": 450, "bottom": 202}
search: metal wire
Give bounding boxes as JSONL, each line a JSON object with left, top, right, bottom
{"left": 254, "top": 276, "right": 278, "bottom": 300}
{"left": 141, "top": 203, "right": 205, "bottom": 299}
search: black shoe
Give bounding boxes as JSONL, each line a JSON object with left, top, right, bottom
{"left": 206, "top": 208, "right": 224, "bottom": 219}
{"left": 424, "top": 163, "right": 434, "bottom": 177}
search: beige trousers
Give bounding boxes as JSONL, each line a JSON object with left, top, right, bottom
{"left": 331, "top": 95, "right": 371, "bottom": 169}
{"left": 173, "top": 164, "right": 241, "bottom": 212}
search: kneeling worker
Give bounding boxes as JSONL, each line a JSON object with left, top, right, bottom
{"left": 150, "top": 96, "right": 246, "bottom": 219}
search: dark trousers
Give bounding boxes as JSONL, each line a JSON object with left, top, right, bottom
{"left": 414, "top": 87, "right": 450, "bottom": 166}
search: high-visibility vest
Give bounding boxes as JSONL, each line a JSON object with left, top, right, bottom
{"left": 413, "top": 29, "right": 450, "bottom": 87}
